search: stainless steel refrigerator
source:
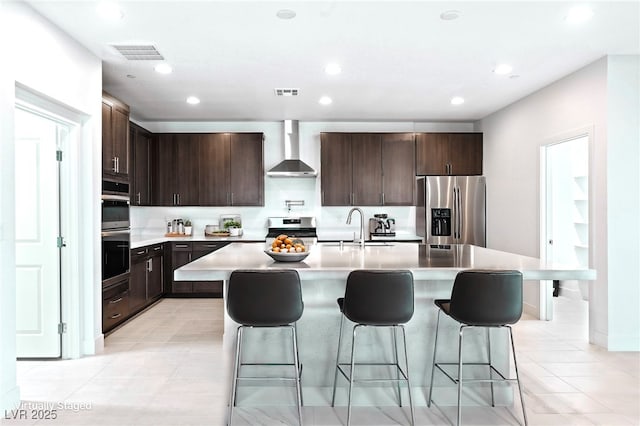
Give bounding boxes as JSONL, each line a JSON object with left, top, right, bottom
{"left": 416, "top": 176, "right": 486, "bottom": 246}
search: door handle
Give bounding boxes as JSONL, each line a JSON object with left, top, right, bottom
{"left": 548, "top": 239, "right": 554, "bottom": 245}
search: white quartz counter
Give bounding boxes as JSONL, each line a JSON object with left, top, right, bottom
{"left": 130, "top": 232, "right": 267, "bottom": 249}
{"left": 175, "top": 242, "right": 596, "bottom": 282}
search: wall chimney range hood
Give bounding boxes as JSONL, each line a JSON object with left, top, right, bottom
{"left": 267, "top": 120, "right": 317, "bottom": 177}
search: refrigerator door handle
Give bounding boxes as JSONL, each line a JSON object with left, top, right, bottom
{"left": 455, "top": 186, "right": 461, "bottom": 240}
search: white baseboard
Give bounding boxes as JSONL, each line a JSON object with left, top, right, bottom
{"left": 83, "top": 334, "right": 104, "bottom": 355}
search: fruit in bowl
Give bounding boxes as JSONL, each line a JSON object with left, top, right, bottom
{"left": 269, "top": 234, "right": 306, "bottom": 253}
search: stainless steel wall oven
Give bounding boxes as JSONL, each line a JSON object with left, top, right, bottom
{"left": 102, "top": 179, "right": 130, "bottom": 287}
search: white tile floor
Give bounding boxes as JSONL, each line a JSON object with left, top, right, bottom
{"left": 3, "top": 297, "right": 639, "bottom": 425}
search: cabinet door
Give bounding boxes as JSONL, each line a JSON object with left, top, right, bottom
{"left": 152, "top": 134, "right": 177, "bottom": 206}
{"left": 129, "top": 257, "right": 147, "bottom": 312}
{"left": 102, "top": 102, "right": 115, "bottom": 175}
{"left": 174, "top": 134, "right": 200, "bottom": 205}
{"left": 321, "top": 133, "right": 353, "bottom": 206}
{"left": 131, "top": 124, "right": 151, "bottom": 205}
{"left": 147, "top": 251, "right": 164, "bottom": 300}
{"left": 229, "top": 133, "right": 263, "bottom": 206}
{"left": 448, "top": 133, "right": 483, "bottom": 175}
{"left": 415, "top": 133, "right": 450, "bottom": 175}
{"left": 382, "top": 133, "right": 415, "bottom": 205}
{"left": 112, "top": 107, "right": 130, "bottom": 177}
{"left": 199, "top": 133, "right": 230, "bottom": 205}
{"left": 171, "top": 243, "right": 193, "bottom": 293}
{"left": 351, "top": 133, "right": 382, "bottom": 206}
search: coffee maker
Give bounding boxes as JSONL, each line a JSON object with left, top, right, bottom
{"left": 369, "top": 214, "right": 396, "bottom": 239}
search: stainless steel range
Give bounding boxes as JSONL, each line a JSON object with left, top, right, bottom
{"left": 266, "top": 217, "right": 317, "bottom": 243}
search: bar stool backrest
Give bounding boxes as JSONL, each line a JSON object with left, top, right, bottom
{"left": 227, "top": 269, "right": 303, "bottom": 326}
{"left": 343, "top": 270, "right": 414, "bottom": 325}
{"left": 449, "top": 269, "right": 523, "bottom": 326}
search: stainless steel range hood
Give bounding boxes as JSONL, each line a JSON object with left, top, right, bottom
{"left": 267, "top": 120, "right": 317, "bottom": 177}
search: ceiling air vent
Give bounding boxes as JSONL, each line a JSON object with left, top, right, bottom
{"left": 274, "top": 88, "right": 299, "bottom": 97}
{"left": 112, "top": 44, "right": 164, "bottom": 60}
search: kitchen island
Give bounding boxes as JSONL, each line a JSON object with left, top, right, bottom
{"left": 175, "top": 242, "right": 595, "bottom": 407}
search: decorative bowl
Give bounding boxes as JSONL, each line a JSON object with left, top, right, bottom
{"left": 264, "top": 249, "right": 310, "bottom": 263}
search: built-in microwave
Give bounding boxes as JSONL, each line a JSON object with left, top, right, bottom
{"left": 101, "top": 194, "right": 130, "bottom": 231}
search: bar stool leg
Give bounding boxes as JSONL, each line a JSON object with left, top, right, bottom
{"left": 291, "top": 325, "right": 303, "bottom": 426}
{"left": 509, "top": 327, "right": 528, "bottom": 426}
{"left": 400, "top": 325, "right": 415, "bottom": 426}
{"left": 294, "top": 324, "right": 304, "bottom": 407}
{"left": 427, "top": 310, "right": 442, "bottom": 407}
{"left": 487, "top": 328, "right": 495, "bottom": 407}
{"left": 457, "top": 326, "right": 466, "bottom": 426}
{"left": 331, "top": 314, "right": 346, "bottom": 407}
{"left": 227, "top": 326, "right": 243, "bottom": 426}
{"left": 346, "top": 325, "right": 359, "bottom": 426}
{"left": 392, "top": 326, "right": 402, "bottom": 407}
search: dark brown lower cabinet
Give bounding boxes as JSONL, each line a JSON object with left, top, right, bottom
{"left": 129, "top": 243, "right": 165, "bottom": 315}
{"left": 102, "top": 279, "right": 130, "bottom": 333}
{"left": 168, "top": 241, "right": 229, "bottom": 297}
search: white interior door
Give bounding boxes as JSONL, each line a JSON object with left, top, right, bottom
{"left": 15, "top": 107, "right": 63, "bottom": 358}
{"left": 544, "top": 135, "right": 590, "bottom": 300}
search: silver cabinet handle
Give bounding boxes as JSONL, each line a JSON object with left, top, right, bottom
{"left": 109, "top": 297, "right": 123, "bottom": 304}
{"left": 112, "top": 157, "right": 117, "bottom": 173}
{"left": 147, "top": 258, "right": 153, "bottom": 272}
{"left": 110, "top": 313, "right": 121, "bottom": 319}
{"left": 381, "top": 192, "right": 385, "bottom": 205}
{"left": 153, "top": 246, "right": 162, "bottom": 251}
{"left": 230, "top": 193, "right": 234, "bottom": 205}
{"left": 175, "top": 244, "right": 189, "bottom": 248}
{"left": 136, "top": 250, "right": 145, "bottom": 255}
{"left": 136, "top": 192, "right": 141, "bottom": 205}
{"left": 177, "top": 193, "right": 180, "bottom": 205}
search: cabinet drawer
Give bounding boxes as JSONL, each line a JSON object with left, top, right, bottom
{"left": 102, "top": 285, "right": 130, "bottom": 331}
{"left": 149, "top": 243, "right": 164, "bottom": 254}
{"left": 192, "top": 242, "right": 227, "bottom": 252}
{"left": 171, "top": 242, "right": 192, "bottom": 251}
{"left": 131, "top": 247, "right": 148, "bottom": 262}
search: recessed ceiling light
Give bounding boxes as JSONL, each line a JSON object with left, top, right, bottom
{"left": 319, "top": 96, "right": 332, "bottom": 106}
{"left": 126, "top": 74, "right": 136, "bottom": 79}
{"left": 440, "top": 10, "right": 461, "bottom": 21}
{"left": 325, "top": 63, "right": 342, "bottom": 75}
{"left": 276, "top": 9, "right": 296, "bottom": 19}
{"left": 97, "top": 1, "right": 124, "bottom": 21}
{"left": 566, "top": 5, "right": 594, "bottom": 24}
{"left": 186, "top": 96, "right": 200, "bottom": 105}
{"left": 509, "top": 74, "right": 520, "bottom": 79}
{"left": 450, "top": 96, "right": 465, "bottom": 105}
{"left": 154, "top": 63, "right": 173, "bottom": 74}
{"left": 493, "top": 63, "right": 513, "bottom": 75}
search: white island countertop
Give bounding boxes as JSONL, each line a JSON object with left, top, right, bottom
{"left": 174, "top": 242, "right": 596, "bottom": 282}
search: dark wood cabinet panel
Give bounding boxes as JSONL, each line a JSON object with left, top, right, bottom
{"left": 321, "top": 132, "right": 416, "bottom": 206}
{"left": 102, "top": 92, "right": 130, "bottom": 181}
{"left": 168, "top": 242, "right": 227, "bottom": 296}
{"left": 147, "top": 248, "right": 164, "bottom": 300}
{"left": 382, "top": 133, "right": 415, "bottom": 205}
{"left": 352, "top": 133, "right": 382, "bottom": 206}
{"left": 102, "top": 279, "right": 129, "bottom": 333}
{"left": 229, "top": 133, "right": 263, "bottom": 206}
{"left": 129, "top": 253, "right": 147, "bottom": 312}
{"left": 152, "top": 132, "right": 263, "bottom": 207}
{"left": 199, "top": 133, "right": 230, "bottom": 205}
{"left": 416, "top": 133, "right": 483, "bottom": 176}
{"left": 152, "top": 134, "right": 200, "bottom": 205}
{"left": 321, "top": 133, "right": 353, "bottom": 206}
{"left": 131, "top": 123, "right": 152, "bottom": 206}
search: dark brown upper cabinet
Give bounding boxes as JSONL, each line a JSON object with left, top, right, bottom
{"left": 102, "top": 92, "right": 130, "bottom": 181}
{"left": 321, "top": 132, "right": 415, "bottom": 206}
{"left": 152, "top": 133, "right": 199, "bottom": 206}
{"left": 415, "top": 132, "right": 483, "bottom": 176}
{"left": 198, "top": 132, "right": 263, "bottom": 206}
{"left": 130, "top": 123, "right": 152, "bottom": 206}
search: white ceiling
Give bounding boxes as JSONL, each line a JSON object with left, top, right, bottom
{"left": 26, "top": 1, "right": 640, "bottom": 122}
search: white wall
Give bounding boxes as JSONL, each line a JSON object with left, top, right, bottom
{"left": 0, "top": 2, "right": 102, "bottom": 411}
{"left": 132, "top": 120, "right": 474, "bottom": 238}
{"left": 477, "top": 56, "right": 640, "bottom": 350}
{"left": 606, "top": 56, "right": 640, "bottom": 350}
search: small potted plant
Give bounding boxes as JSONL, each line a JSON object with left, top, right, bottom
{"left": 184, "top": 220, "right": 193, "bottom": 236}
{"left": 224, "top": 220, "right": 242, "bottom": 236}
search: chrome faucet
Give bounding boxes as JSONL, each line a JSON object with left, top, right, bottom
{"left": 346, "top": 207, "right": 365, "bottom": 248}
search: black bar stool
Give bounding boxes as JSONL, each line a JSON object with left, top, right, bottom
{"left": 428, "top": 269, "right": 528, "bottom": 426}
{"left": 226, "top": 269, "right": 304, "bottom": 426}
{"left": 331, "top": 270, "right": 415, "bottom": 426}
